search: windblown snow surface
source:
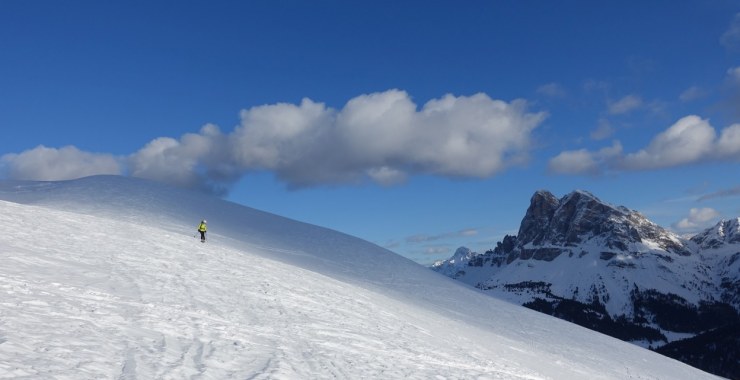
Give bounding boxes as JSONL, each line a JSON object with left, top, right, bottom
{"left": 0, "top": 176, "right": 719, "bottom": 379}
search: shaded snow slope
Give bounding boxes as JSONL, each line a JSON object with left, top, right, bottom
{"left": 0, "top": 176, "right": 719, "bottom": 379}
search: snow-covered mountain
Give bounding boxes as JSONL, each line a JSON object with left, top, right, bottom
{"left": 0, "top": 176, "right": 719, "bottom": 379}
{"left": 690, "top": 218, "right": 740, "bottom": 308}
{"left": 432, "top": 189, "right": 739, "bottom": 379}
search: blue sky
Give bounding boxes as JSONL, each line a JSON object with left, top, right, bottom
{"left": 2, "top": 0, "right": 740, "bottom": 264}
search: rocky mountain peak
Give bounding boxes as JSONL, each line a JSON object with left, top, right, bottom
{"left": 517, "top": 190, "right": 560, "bottom": 245}
{"left": 448, "top": 247, "right": 474, "bottom": 263}
{"left": 431, "top": 247, "right": 475, "bottom": 278}
{"left": 691, "top": 218, "right": 740, "bottom": 249}
{"left": 514, "top": 190, "right": 689, "bottom": 256}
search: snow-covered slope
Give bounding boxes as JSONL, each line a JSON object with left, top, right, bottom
{"left": 0, "top": 176, "right": 718, "bottom": 379}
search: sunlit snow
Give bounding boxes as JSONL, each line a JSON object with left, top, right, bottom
{"left": 0, "top": 176, "right": 719, "bottom": 379}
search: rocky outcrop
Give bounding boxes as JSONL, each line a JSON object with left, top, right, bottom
{"left": 505, "top": 190, "right": 691, "bottom": 262}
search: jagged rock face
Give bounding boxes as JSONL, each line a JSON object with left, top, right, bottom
{"left": 691, "top": 218, "right": 740, "bottom": 249}
{"left": 517, "top": 190, "right": 559, "bottom": 245}
{"left": 547, "top": 191, "right": 623, "bottom": 246}
{"left": 515, "top": 190, "right": 689, "bottom": 256}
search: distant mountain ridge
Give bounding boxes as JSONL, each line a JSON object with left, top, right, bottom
{"left": 432, "top": 189, "right": 740, "bottom": 379}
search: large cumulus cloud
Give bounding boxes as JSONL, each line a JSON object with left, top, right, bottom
{"left": 2, "top": 90, "right": 546, "bottom": 193}
{"left": 128, "top": 124, "right": 238, "bottom": 195}
{"left": 226, "top": 90, "right": 545, "bottom": 188}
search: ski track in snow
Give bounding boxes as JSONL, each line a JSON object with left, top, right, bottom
{"left": 0, "top": 177, "right": 722, "bottom": 380}
{"left": 0, "top": 201, "right": 546, "bottom": 379}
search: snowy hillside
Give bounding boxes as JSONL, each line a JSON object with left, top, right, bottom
{"left": 0, "top": 176, "right": 719, "bottom": 379}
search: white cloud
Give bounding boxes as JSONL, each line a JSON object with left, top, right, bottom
{"left": 716, "top": 123, "right": 740, "bottom": 158}
{"left": 674, "top": 207, "right": 720, "bottom": 231}
{"left": 548, "top": 150, "right": 598, "bottom": 175}
{"left": 720, "top": 13, "right": 740, "bottom": 50}
{"left": 550, "top": 115, "right": 740, "bottom": 175}
{"left": 608, "top": 95, "right": 643, "bottom": 115}
{"left": 2, "top": 90, "right": 546, "bottom": 193}
{"left": 366, "top": 166, "right": 407, "bottom": 186}
{"left": 548, "top": 141, "right": 622, "bottom": 175}
{"left": 128, "top": 124, "right": 237, "bottom": 195}
{"left": 0, "top": 145, "right": 122, "bottom": 181}
{"left": 230, "top": 98, "right": 336, "bottom": 178}
{"left": 230, "top": 90, "right": 546, "bottom": 188}
{"left": 622, "top": 115, "right": 716, "bottom": 170}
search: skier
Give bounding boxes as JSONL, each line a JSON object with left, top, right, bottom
{"left": 197, "top": 220, "right": 207, "bottom": 242}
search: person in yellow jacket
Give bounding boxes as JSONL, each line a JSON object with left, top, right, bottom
{"left": 197, "top": 220, "right": 207, "bottom": 242}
